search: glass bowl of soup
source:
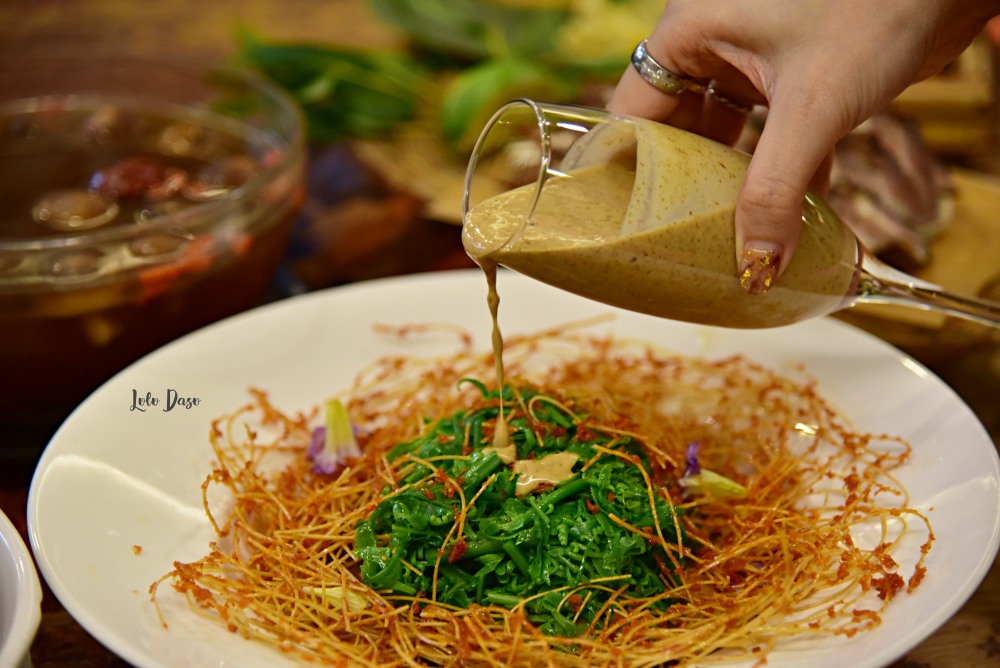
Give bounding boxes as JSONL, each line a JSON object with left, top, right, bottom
{"left": 0, "top": 53, "right": 306, "bottom": 437}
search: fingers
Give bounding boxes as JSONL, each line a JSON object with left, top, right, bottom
{"left": 808, "top": 151, "right": 834, "bottom": 196}
{"left": 608, "top": 45, "right": 757, "bottom": 148}
{"left": 698, "top": 94, "right": 749, "bottom": 146}
{"left": 605, "top": 0, "right": 986, "bottom": 299}
{"left": 734, "top": 93, "right": 846, "bottom": 289}
{"left": 607, "top": 9, "right": 847, "bottom": 296}
{"left": 606, "top": 61, "right": 685, "bottom": 122}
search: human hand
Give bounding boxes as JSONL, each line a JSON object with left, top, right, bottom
{"left": 607, "top": 0, "right": 997, "bottom": 293}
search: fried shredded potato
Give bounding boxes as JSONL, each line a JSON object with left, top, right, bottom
{"left": 152, "top": 320, "right": 932, "bottom": 667}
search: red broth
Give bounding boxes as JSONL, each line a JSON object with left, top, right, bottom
{"left": 0, "top": 100, "right": 304, "bottom": 427}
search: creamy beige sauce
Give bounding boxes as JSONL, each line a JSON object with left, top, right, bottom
{"left": 463, "top": 120, "right": 860, "bottom": 329}
{"left": 464, "top": 118, "right": 860, "bottom": 492}
{"left": 482, "top": 259, "right": 510, "bottom": 450}
{"left": 512, "top": 452, "right": 579, "bottom": 496}
{"left": 482, "top": 442, "right": 517, "bottom": 465}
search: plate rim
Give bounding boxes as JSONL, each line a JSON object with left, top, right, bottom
{"left": 0, "top": 507, "right": 42, "bottom": 668}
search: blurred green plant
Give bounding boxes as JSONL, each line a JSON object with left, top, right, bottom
{"left": 239, "top": 33, "right": 428, "bottom": 144}
{"left": 237, "top": 0, "right": 659, "bottom": 149}
{"left": 370, "top": 0, "right": 572, "bottom": 61}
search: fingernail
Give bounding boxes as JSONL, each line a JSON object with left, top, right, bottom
{"left": 739, "top": 242, "right": 781, "bottom": 295}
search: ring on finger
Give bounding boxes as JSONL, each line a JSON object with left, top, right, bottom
{"left": 631, "top": 40, "right": 696, "bottom": 95}
{"left": 707, "top": 86, "right": 754, "bottom": 114}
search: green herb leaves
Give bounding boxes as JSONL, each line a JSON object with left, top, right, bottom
{"left": 236, "top": 1, "right": 642, "bottom": 149}
{"left": 371, "top": 0, "right": 571, "bottom": 62}
{"left": 238, "top": 33, "right": 428, "bottom": 144}
{"left": 354, "top": 381, "right": 687, "bottom": 636}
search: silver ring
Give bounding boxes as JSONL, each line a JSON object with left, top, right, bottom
{"left": 707, "top": 86, "right": 753, "bottom": 114}
{"left": 631, "top": 40, "right": 695, "bottom": 95}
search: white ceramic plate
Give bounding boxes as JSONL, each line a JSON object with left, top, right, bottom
{"left": 28, "top": 270, "right": 1000, "bottom": 668}
{"left": 0, "top": 506, "right": 41, "bottom": 668}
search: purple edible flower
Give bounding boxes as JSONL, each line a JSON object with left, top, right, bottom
{"left": 307, "top": 426, "right": 326, "bottom": 460}
{"left": 684, "top": 441, "right": 701, "bottom": 477}
{"left": 306, "top": 399, "right": 362, "bottom": 474}
{"left": 679, "top": 440, "right": 748, "bottom": 499}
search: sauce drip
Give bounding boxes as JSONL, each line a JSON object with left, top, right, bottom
{"left": 481, "top": 258, "right": 509, "bottom": 450}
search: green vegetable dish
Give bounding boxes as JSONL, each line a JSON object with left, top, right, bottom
{"left": 155, "top": 328, "right": 931, "bottom": 667}
{"left": 355, "top": 381, "right": 685, "bottom": 637}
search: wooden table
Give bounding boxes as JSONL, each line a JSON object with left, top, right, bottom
{"left": 1, "top": 2, "right": 998, "bottom": 666}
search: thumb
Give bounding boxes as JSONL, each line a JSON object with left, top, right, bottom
{"left": 734, "top": 100, "right": 845, "bottom": 295}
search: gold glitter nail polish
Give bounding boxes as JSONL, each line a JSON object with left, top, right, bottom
{"left": 739, "top": 244, "right": 780, "bottom": 295}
